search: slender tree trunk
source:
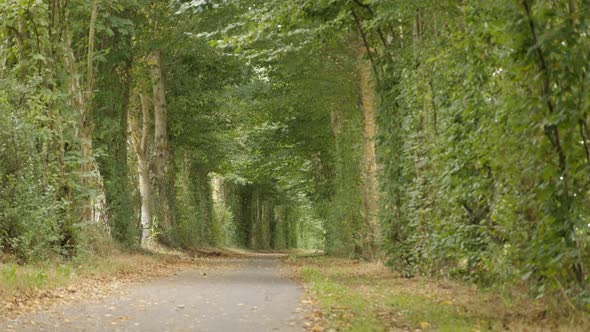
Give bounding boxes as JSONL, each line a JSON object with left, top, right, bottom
{"left": 149, "top": 50, "right": 168, "bottom": 181}
{"left": 149, "top": 49, "right": 174, "bottom": 233}
{"left": 131, "top": 94, "right": 153, "bottom": 246}
{"left": 249, "top": 189, "right": 259, "bottom": 248}
{"left": 80, "top": 1, "right": 98, "bottom": 190}
{"left": 138, "top": 156, "right": 152, "bottom": 244}
{"left": 358, "top": 53, "right": 380, "bottom": 261}
{"left": 64, "top": 1, "right": 107, "bottom": 226}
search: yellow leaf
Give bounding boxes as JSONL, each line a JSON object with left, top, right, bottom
{"left": 419, "top": 321, "right": 431, "bottom": 329}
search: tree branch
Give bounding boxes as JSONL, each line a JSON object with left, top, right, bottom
{"left": 351, "top": 8, "right": 381, "bottom": 85}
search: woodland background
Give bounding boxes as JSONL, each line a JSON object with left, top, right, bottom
{"left": 1, "top": 0, "right": 589, "bottom": 311}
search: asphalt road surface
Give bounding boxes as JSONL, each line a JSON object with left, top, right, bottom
{"left": 1, "top": 256, "right": 304, "bottom": 332}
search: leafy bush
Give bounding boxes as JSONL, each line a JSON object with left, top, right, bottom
{"left": 0, "top": 78, "right": 65, "bottom": 262}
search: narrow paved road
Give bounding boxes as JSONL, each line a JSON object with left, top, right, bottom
{"left": 1, "top": 256, "right": 304, "bottom": 332}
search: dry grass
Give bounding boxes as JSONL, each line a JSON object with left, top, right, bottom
{"left": 285, "top": 256, "right": 590, "bottom": 332}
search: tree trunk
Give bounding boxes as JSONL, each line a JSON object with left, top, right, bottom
{"left": 149, "top": 49, "right": 174, "bottom": 233}
{"left": 138, "top": 156, "right": 152, "bottom": 245}
{"left": 64, "top": 1, "right": 107, "bottom": 226}
{"left": 359, "top": 54, "right": 380, "bottom": 261}
{"left": 131, "top": 94, "right": 153, "bottom": 246}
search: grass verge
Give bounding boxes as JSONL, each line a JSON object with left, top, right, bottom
{"left": 285, "top": 256, "right": 590, "bottom": 331}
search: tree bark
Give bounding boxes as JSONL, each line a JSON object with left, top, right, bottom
{"left": 149, "top": 49, "right": 174, "bottom": 232}
{"left": 131, "top": 94, "right": 153, "bottom": 245}
{"left": 358, "top": 51, "right": 381, "bottom": 261}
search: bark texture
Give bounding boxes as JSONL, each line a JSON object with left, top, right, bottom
{"left": 359, "top": 55, "right": 380, "bottom": 261}
{"left": 130, "top": 94, "right": 153, "bottom": 245}
{"left": 149, "top": 49, "right": 175, "bottom": 235}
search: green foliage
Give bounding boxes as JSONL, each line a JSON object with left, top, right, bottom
{"left": 93, "top": 47, "right": 136, "bottom": 247}
{"left": 219, "top": 0, "right": 590, "bottom": 309}
{"left": 171, "top": 158, "right": 215, "bottom": 248}
{"left": 0, "top": 76, "right": 65, "bottom": 262}
{"left": 4, "top": 0, "right": 589, "bottom": 313}
{"left": 0, "top": 0, "right": 138, "bottom": 261}
{"left": 369, "top": 0, "right": 590, "bottom": 306}
{"left": 211, "top": 197, "right": 235, "bottom": 247}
